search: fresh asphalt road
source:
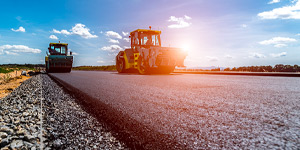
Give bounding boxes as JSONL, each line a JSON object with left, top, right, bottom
{"left": 49, "top": 71, "right": 300, "bottom": 149}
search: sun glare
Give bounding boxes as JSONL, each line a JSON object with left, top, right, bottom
{"left": 181, "top": 44, "right": 190, "bottom": 52}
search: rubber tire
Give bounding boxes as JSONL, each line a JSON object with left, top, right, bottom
{"left": 66, "top": 68, "right": 72, "bottom": 73}
{"left": 45, "top": 62, "right": 49, "bottom": 73}
{"left": 116, "top": 58, "right": 126, "bottom": 73}
{"left": 137, "top": 57, "right": 150, "bottom": 75}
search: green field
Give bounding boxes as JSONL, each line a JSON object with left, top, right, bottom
{"left": 0, "top": 67, "right": 13, "bottom": 73}
{"left": 0, "top": 64, "right": 44, "bottom": 73}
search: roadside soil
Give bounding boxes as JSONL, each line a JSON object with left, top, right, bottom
{"left": 0, "top": 71, "right": 31, "bottom": 99}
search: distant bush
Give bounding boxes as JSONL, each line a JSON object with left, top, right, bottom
{"left": 0, "top": 64, "right": 44, "bottom": 71}
{"left": 223, "top": 64, "right": 300, "bottom": 72}
{"left": 0, "top": 64, "right": 44, "bottom": 76}
{"left": 72, "top": 65, "right": 116, "bottom": 71}
{"left": 224, "top": 67, "right": 231, "bottom": 71}
{"left": 211, "top": 68, "right": 221, "bottom": 71}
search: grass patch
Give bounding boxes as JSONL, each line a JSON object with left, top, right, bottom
{"left": 0, "top": 67, "right": 13, "bottom": 73}
{"left": 0, "top": 64, "right": 44, "bottom": 73}
{"left": 73, "top": 65, "right": 116, "bottom": 71}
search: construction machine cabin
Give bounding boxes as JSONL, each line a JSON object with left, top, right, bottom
{"left": 45, "top": 42, "right": 73, "bottom": 73}
{"left": 116, "top": 28, "right": 187, "bottom": 74}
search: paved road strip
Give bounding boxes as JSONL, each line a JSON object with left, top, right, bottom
{"left": 174, "top": 71, "right": 300, "bottom": 77}
{"left": 48, "top": 71, "right": 300, "bottom": 149}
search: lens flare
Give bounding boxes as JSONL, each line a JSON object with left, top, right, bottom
{"left": 181, "top": 44, "right": 190, "bottom": 52}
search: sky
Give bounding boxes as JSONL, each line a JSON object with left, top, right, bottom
{"left": 0, "top": 0, "right": 300, "bottom": 67}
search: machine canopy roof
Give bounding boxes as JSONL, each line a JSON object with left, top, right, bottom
{"left": 130, "top": 29, "right": 161, "bottom": 35}
{"left": 50, "top": 43, "right": 68, "bottom": 46}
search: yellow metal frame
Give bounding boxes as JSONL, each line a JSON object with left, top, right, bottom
{"left": 123, "top": 51, "right": 140, "bottom": 70}
{"left": 133, "top": 53, "right": 139, "bottom": 69}
{"left": 45, "top": 56, "right": 48, "bottom": 61}
{"left": 130, "top": 29, "right": 161, "bottom": 35}
{"left": 50, "top": 43, "right": 68, "bottom": 45}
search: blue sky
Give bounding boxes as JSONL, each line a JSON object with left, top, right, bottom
{"left": 0, "top": 0, "right": 299, "bottom": 67}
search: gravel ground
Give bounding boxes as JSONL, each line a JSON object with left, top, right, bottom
{"left": 0, "top": 75, "right": 43, "bottom": 149}
{"left": 0, "top": 74, "right": 127, "bottom": 149}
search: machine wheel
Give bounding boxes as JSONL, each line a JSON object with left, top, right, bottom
{"left": 116, "top": 58, "right": 126, "bottom": 73}
{"left": 45, "top": 62, "right": 49, "bottom": 73}
{"left": 66, "top": 68, "right": 72, "bottom": 73}
{"left": 137, "top": 57, "right": 150, "bottom": 75}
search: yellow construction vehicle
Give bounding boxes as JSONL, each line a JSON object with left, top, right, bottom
{"left": 45, "top": 42, "right": 73, "bottom": 73}
{"left": 116, "top": 27, "right": 187, "bottom": 74}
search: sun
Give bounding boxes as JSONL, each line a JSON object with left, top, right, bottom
{"left": 181, "top": 44, "right": 190, "bottom": 53}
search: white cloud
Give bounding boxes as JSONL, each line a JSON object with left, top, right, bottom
{"left": 0, "top": 45, "right": 41, "bottom": 55}
{"left": 70, "top": 24, "right": 98, "bottom": 39}
{"left": 184, "top": 15, "right": 192, "bottom": 20}
{"left": 258, "top": 1, "right": 300, "bottom": 19}
{"left": 108, "top": 38, "right": 119, "bottom": 44}
{"left": 11, "top": 26, "right": 25, "bottom": 32}
{"left": 122, "top": 31, "right": 129, "bottom": 36}
{"left": 97, "top": 60, "right": 105, "bottom": 63}
{"left": 270, "top": 52, "right": 287, "bottom": 57}
{"left": 274, "top": 43, "right": 287, "bottom": 48}
{"left": 100, "top": 45, "right": 123, "bottom": 52}
{"left": 4, "top": 51, "right": 18, "bottom": 55}
{"left": 259, "top": 37, "right": 297, "bottom": 47}
{"left": 108, "top": 53, "right": 118, "bottom": 56}
{"left": 106, "top": 31, "right": 122, "bottom": 39}
{"left": 123, "top": 37, "right": 130, "bottom": 42}
{"left": 268, "top": 0, "right": 280, "bottom": 4}
{"left": 168, "top": 15, "right": 192, "bottom": 28}
{"left": 53, "top": 29, "right": 59, "bottom": 33}
{"left": 53, "top": 29, "right": 71, "bottom": 35}
{"left": 52, "top": 23, "right": 97, "bottom": 39}
{"left": 72, "top": 52, "right": 79, "bottom": 55}
{"left": 123, "top": 46, "right": 131, "bottom": 49}
{"left": 250, "top": 53, "right": 266, "bottom": 58}
{"left": 206, "top": 56, "right": 218, "bottom": 61}
{"left": 49, "top": 35, "right": 58, "bottom": 40}
{"left": 296, "top": 33, "right": 300, "bottom": 36}
{"left": 225, "top": 54, "right": 233, "bottom": 59}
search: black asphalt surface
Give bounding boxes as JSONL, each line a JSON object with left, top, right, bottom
{"left": 49, "top": 71, "right": 300, "bottom": 149}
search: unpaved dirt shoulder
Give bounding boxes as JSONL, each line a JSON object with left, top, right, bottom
{"left": 0, "top": 76, "right": 31, "bottom": 99}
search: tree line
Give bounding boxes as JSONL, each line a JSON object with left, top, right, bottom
{"left": 72, "top": 65, "right": 116, "bottom": 71}
{"left": 223, "top": 64, "right": 300, "bottom": 72}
